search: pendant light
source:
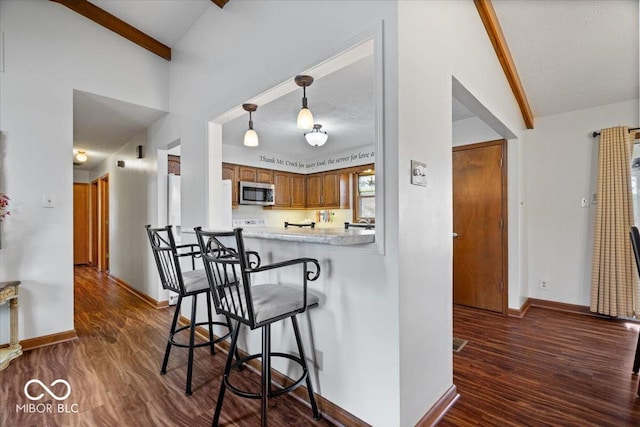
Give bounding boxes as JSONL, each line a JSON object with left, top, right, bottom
{"left": 242, "top": 103, "right": 259, "bottom": 147}
{"left": 305, "top": 124, "right": 328, "bottom": 147}
{"left": 75, "top": 150, "right": 88, "bottom": 163}
{"left": 295, "top": 75, "right": 314, "bottom": 130}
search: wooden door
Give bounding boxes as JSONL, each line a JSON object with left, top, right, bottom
{"left": 73, "top": 183, "right": 90, "bottom": 265}
{"left": 453, "top": 140, "right": 507, "bottom": 314}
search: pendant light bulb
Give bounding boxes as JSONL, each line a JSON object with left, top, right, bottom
{"left": 75, "top": 150, "right": 88, "bottom": 163}
{"left": 295, "top": 75, "right": 315, "bottom": 130}
{"left": 242, "top": 103, "right": 259, "bottom": 147}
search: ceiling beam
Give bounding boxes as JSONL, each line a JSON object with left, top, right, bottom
{"left": 50, "top": 0, "right": 171, "bottom": 61}
{"left": 211, "top": 0, "right": 229, "bottom": 9}
{"left": 474, "top": 0, "right": 534, "bottom": 129}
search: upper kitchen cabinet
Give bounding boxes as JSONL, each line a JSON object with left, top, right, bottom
{"left": 238, "top": 165, "right": 273, "bottom": 184}
{"left": 273, "top": 171, "right": 306, "bottom": 209}
{"left": 256, "top": 168, "right": 273, "bottom": 184}
{"left": 306, "top": 171, "right": 349, "bottom": 209}
{"left": 291, "top": 174, "right": 306, "bottom": 208}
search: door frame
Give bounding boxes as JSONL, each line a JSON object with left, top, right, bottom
{"left": 453, "top": 139, "right": 508, "bottom": 315}
{"left": 99, "top": 174, "right": 109, "bottom": 272}
{"left": 90, "top": 174, "right": 110, "bottom": 272}
{"left": 90, "top": 179, "right": 99, "bottom": 266}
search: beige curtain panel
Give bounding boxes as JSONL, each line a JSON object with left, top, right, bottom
{"left": 590, "top": 126, "right": 638, "bottom": 317}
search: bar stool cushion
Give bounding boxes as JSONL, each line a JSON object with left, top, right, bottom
{"left": 182, "top": 269, "right": 209, "bottom": 293}
{"left": 251, "top": 284, "right": 319, "bottom": 324}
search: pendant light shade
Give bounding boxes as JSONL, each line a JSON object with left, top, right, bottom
{"left": 242, "top": 103, "right": 259, "bottom": 147}
{"left": 244, "top": 129, "right": 259, "bottom": 147}
{"left": 297, "top": 107, "right": 314, "bottom": 131}
{"left": 75, "top": 150, "right": 88, "bottom": 163}
{"left": 305, "top": 124, "right": 328, "bottom": 147}
{"left": 295, "top": 75, "right": 315, "bottom": 130}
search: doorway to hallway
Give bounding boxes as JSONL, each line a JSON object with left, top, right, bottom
{"left": 452, "top": 139, "right": 508, "bottom": 314}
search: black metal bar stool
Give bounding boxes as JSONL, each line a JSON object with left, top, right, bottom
{"left": 146, "top": 224, "right": 235, "bottom": 396}
{"left": 195, "top": 227, "right": 321, "bottom": 427}
{"left": 629, "top": 226, "right": 640, "bottom": 397}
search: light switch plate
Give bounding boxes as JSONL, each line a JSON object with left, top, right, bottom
{"left": 43, "top": 194, "right": 56, "bottom": 208}
{"left": 411, "top": 160, "right": 427, "bottom": 187}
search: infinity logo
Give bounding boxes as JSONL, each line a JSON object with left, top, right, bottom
{"left": 24, "top": 379, "right": 72, "bottom": 401}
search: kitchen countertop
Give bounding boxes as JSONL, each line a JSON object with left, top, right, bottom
{"left": 241, "top": 226, "right": 375, "bottom": 245}
{"left": 184, "top": 226, "right": 375, "bottom": 245}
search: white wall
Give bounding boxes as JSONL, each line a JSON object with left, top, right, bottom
{"left": 452, "top": 116, "right": 502, "bottom": 146}
{"left": 0, "top": 1, "right": 169, "bottom": 342}
{"left": 89, "top": 131, "right": 167, "bottom": 301}
{"left": 73, "top": 170, "right": 91, "bottom": 183}
{"left": 524, "top": 99, "right": 639, "bottom": 306}
{"left": 398, "top": 1, "right": 526, "bottom": 424}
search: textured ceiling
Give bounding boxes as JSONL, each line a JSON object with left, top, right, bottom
{"left": 492, "top": 0, "right": 639, "bottom": 118}
{"left": 222, "top": 55, "right": 375, "bottom": 158}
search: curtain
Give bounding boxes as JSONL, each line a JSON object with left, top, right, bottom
{"left": 590, "top": 126, "right": 638, "bottom": 317}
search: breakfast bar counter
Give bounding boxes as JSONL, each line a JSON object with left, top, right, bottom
{"left": 233, "top": 226, "right": 374, "bottom": 246}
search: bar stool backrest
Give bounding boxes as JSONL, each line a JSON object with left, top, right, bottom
{"left": 146, "top": 225, "right": 185, "bottom": 295}
{"left": 631, "top": 226, "right": 640, "bottom": 278}
{"left": 196, "top": 228, "right": 257, "bottom": 327}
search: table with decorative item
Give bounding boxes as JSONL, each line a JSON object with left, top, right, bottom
{"left": 0, "top": 281, "right": 22, "bottom": 370}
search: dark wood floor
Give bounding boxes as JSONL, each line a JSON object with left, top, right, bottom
{"left": 5, "top": 268, "right": 640, "bottom": 426}
{"left": 441, "top": 304, "right": 640, "bottom": 426}
{"left": 0, "top": 266, "right": 333, "bottom": 427}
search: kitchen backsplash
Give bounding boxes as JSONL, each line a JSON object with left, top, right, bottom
{"left": 232, "top": 205, "right": 352, "bottom": 228}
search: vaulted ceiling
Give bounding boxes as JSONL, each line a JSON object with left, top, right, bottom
{"left": 60, "top": 0, "right": 639, "bottom": 167}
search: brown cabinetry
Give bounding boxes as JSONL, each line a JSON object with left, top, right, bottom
{"left": 239, "top": 166, "right": 256, "bottom": 182}
{"left": 291, "top": 174, "right": 306, "bottom": 208}
{"left": 223, "top": 162, "right": 351, "bottom": 210}
{"left": 273, "top": 172, "right": 292, "bottom": 207}
{"left": 273, "top": 171, "right": 306, "bottom": 208}
{"left": 306, "top": 171, "right": 350, "bottom": 209}
{"left": 168, "top": 155, "right": 181, "bottom": 175}
{"left": 256, "top": 168, "right": 273, "bottom": 184}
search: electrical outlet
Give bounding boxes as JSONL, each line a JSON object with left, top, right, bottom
{"left": 539, "top": 280, "right": 548, "bottom": 290}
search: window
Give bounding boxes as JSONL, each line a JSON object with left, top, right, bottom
{"left": 354, "top": 169, "right": 375, "bottom": 223}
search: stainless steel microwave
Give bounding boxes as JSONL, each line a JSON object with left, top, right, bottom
{"left": 239, "top": 181, "right": 275, "bottom": 206}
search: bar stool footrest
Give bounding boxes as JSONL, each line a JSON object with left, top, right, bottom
{"left": 168, "top": 321, "right": 231, "bottom": 348}
{"left": 225, "top": 352, "right": 308, "bottom": 399}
